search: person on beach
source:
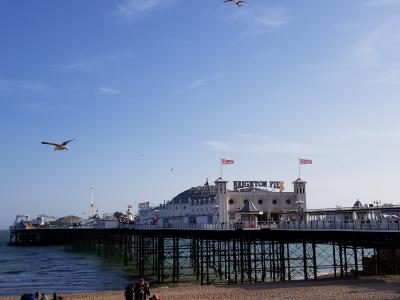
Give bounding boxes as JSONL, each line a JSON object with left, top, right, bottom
{"left": 133, "top": 278, "right": 150, "bottom": 300}
{"left": 35, "top": 292, "right": 40, "bottom": 300}
{"left": 40, "top": 293, "right": 48, "bottom": 300}
{"left": 125, "top": 283, "right": 134, "bottom": 300}
{"left": 20, "top": 294, "right": 35, "bottom": 300}
{"left": 144, "top": 281, "right": 150, "bottom": 299}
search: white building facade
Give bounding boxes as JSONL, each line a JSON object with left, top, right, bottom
{"left": 157, "top": 177, "right": 307, "bottom": 226}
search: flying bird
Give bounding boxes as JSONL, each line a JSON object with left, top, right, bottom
{"left": 41, "top": 139, "right": 75, "bottom": 151}
{"left": 224, "top": 0, "right": 247, "bottom": 6}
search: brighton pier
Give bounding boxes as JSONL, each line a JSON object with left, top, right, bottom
{"left": 9, "top": 177, "right": 400, "bottom": 285}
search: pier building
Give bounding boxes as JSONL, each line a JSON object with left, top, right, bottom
{"left": 156, "top": 177, "right": 307, "bottom": 226}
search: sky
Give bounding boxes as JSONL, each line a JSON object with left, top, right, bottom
{"left": 1, "top": 0, "right": 400, "bottom": 228}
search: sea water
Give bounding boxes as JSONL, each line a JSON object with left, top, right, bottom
{"left": 0, "top": 230, "right": 131, "bottom": 296}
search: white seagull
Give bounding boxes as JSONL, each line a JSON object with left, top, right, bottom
{"left": 41, "top": 139, "right": 75, "bottom": 151}
{"left": 224, "top": 0, "right": 247, "bottom": 6}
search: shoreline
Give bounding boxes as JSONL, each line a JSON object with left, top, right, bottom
{"left": 1, "top": 276, "right": 400, "bottom": 300}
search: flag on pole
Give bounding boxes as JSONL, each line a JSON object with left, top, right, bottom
{"left": 221, "top": 159, "right": 234, "bottom": 165}
{"left": 299, "top": 159, "right": 312, "bottom": 165}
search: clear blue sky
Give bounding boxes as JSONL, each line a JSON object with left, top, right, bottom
{"left": 1, "top": 0, "right": 400, "bottom": 228}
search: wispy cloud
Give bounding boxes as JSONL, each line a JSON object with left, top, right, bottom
{"left": 0, "top": 78, "right": 50, "bottom": 98}
{"left": 204, "top": 134, "right": 313, "bottom": 156}
{"left": 98, "top": 86, "right": 119, "bottom": 95}
{"left": 114, "top": 0, "right": 175, "bottom": 22}
{"left": 364, "top": 0, "right": 400, "bottom": 7}
{"left": 0, "top": 78, "right": 49, "bottom": 96}
{"left": 53, "top": 52, "right": 135, "bottom": 74}
{"left": 56, "top": 61, "right": 98, "bottom": 73}
{"left": 176, "top": 73, "right": 225, "bottom": 96}
{"left": 218, "top": 4, "right": 290, "bottom": 35}
{"left": 352, "top": 22, "right": 400, "bottom": 67}
{"left": 326, "top": 129, "right": 400, "bottom": 144}
{"left": 351, "top": 21, "right": 400, "bottom": 84}
{"left": 307, "top": 19, "right": 400, "bottom": 86}
{"left": 20, "top": 101, "right": 69, "bottom": 113}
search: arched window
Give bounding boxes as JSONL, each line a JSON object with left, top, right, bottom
{"left": 244, "top": 199, "right": 249, "bottom": 205}
{"left": 272, "top": 199, "right": 277, "bottom": 205}
{"left": 258, "top": 199, "right": 263, "bottom": 205}
{"left": 229, "top": 199, "right": 234, "bottom": 205}
{"left": 286, "top": 199, "right": 291, "bottom": 205}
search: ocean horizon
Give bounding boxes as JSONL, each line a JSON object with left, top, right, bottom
{"left": 0, "top": 230, "right": 131, "bottom": 296}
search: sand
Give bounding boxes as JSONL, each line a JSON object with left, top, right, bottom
{"left": 2, "top": 276, "right": 400, "bottom": 300}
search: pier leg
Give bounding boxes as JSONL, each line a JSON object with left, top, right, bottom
{"left": 303, "top": 241, "right": 308, "bottom": 280}
{"left": 280, "top": 242, "right": 286, "bottom": 281}
{"left": 200, "top": 239, "right": 204, "bottom": 285}
{"left": 333, "top": 243, "right": 337, "bottom": 279}
{"left": 254, "top": 240, "right": 258, "bottom": 282}
{"left": 344, "top": 244, "right": 348, "bottom": 276}
{"left": 376, "top": 248, "right": 381, "bottom": 275}
{"left": 233, "top": 240, "right": 238, "bottom": 283}
{"left": 286, "top": 243, "right": 291, "bottom": 281}
{"left": 240, "top": 238, "right": 244, "bottom": 283}
{"left": 206, "top": 239, "right": 210, "bottom": 285}
{"left": 261, "top": 241, "right": 266, "bottom": 282}
{"left": 312, "top": 242, "right": 317, "bottom": 280}
{"left": 354, "top": 246, "right": 359, "bottom": 276}
{"left": 339, "top": 243, "right": 344, "bottom": 277}
{"left": 247, "top": 240, "right": 252, "bottom": 282}
{"left": 227, "top": 240, "right": 231, "bottom": 283}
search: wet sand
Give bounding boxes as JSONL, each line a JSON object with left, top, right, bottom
{"left": 2, "top": 276, "right": 400, "bottom": 300}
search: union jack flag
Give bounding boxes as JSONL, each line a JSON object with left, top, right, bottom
{"left": 221, "top": 159, "right": 234, "bottom": 165}
{"left": 299, "top": 159, "right": 312, "bottom": 164}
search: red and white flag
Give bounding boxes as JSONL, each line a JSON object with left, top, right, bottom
{"left": 299, "top": 159, "right": 312, "bottom": 165}
{"left": 221, "top": 159, "right": 234, "bottom": 165}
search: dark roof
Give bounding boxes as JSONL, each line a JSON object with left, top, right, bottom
{"left": 353, "top": 200, "right": 363, "bottom": 208}
{"left": 239, "top": 200, "right": 263, "bottom": 214}
{"left": 172, "top": 180, "right": 217, "bottom": 204}
{"left": 56, "top": 215, "right": 82, "bottom": 224}
{"left": 293, "top": 178, "right": 307, "bottom": 184}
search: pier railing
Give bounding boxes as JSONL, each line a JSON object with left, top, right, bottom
{"left": 124, "top": 221, "right": 278, "bottom": 230}
{"left": 10, "top": 219, "right": 400, "bottom": 232}
{"left": 128, "top": 219, "right": 400, "bottom": 231}
{"left": 277, "top": 219, "right": 400, "bottom": 231}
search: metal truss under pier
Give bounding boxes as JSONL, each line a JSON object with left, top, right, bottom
{"left": 9, "top": 228, "right": 400, "bottom": 285}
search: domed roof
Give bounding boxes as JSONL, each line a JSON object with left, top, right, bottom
{"left": 172, "top": 180, "right": 217, "bottom": 205}
{"left": 353, "top": 199, "right": 363, "bottom": 208}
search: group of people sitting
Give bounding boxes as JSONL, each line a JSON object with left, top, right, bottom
{"left": 20, "top": 292, "right": 62, "bottom": 300}
{"left": 125, "top": 278, "right": 161, "bottom": 300}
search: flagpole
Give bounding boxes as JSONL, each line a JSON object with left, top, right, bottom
{"left": 220, "top": 157, "right": 223, "bottom": 178}
{"left": 298, "top": 159, "right": 301, "bottom": 178}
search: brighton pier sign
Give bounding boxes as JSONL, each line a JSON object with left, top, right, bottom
{"left": 233, "top": 181, "right": 285, "bottom": 191}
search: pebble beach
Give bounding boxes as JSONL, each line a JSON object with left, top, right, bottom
{"left": 2, "top": 276, "right": 400, "bottom": 300}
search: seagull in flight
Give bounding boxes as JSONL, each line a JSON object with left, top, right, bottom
{"left": 41, "top": 139, "right": 75, "bottom": 151}
{"left": 224, "top": 0, "right": 247, "bottom": 6}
